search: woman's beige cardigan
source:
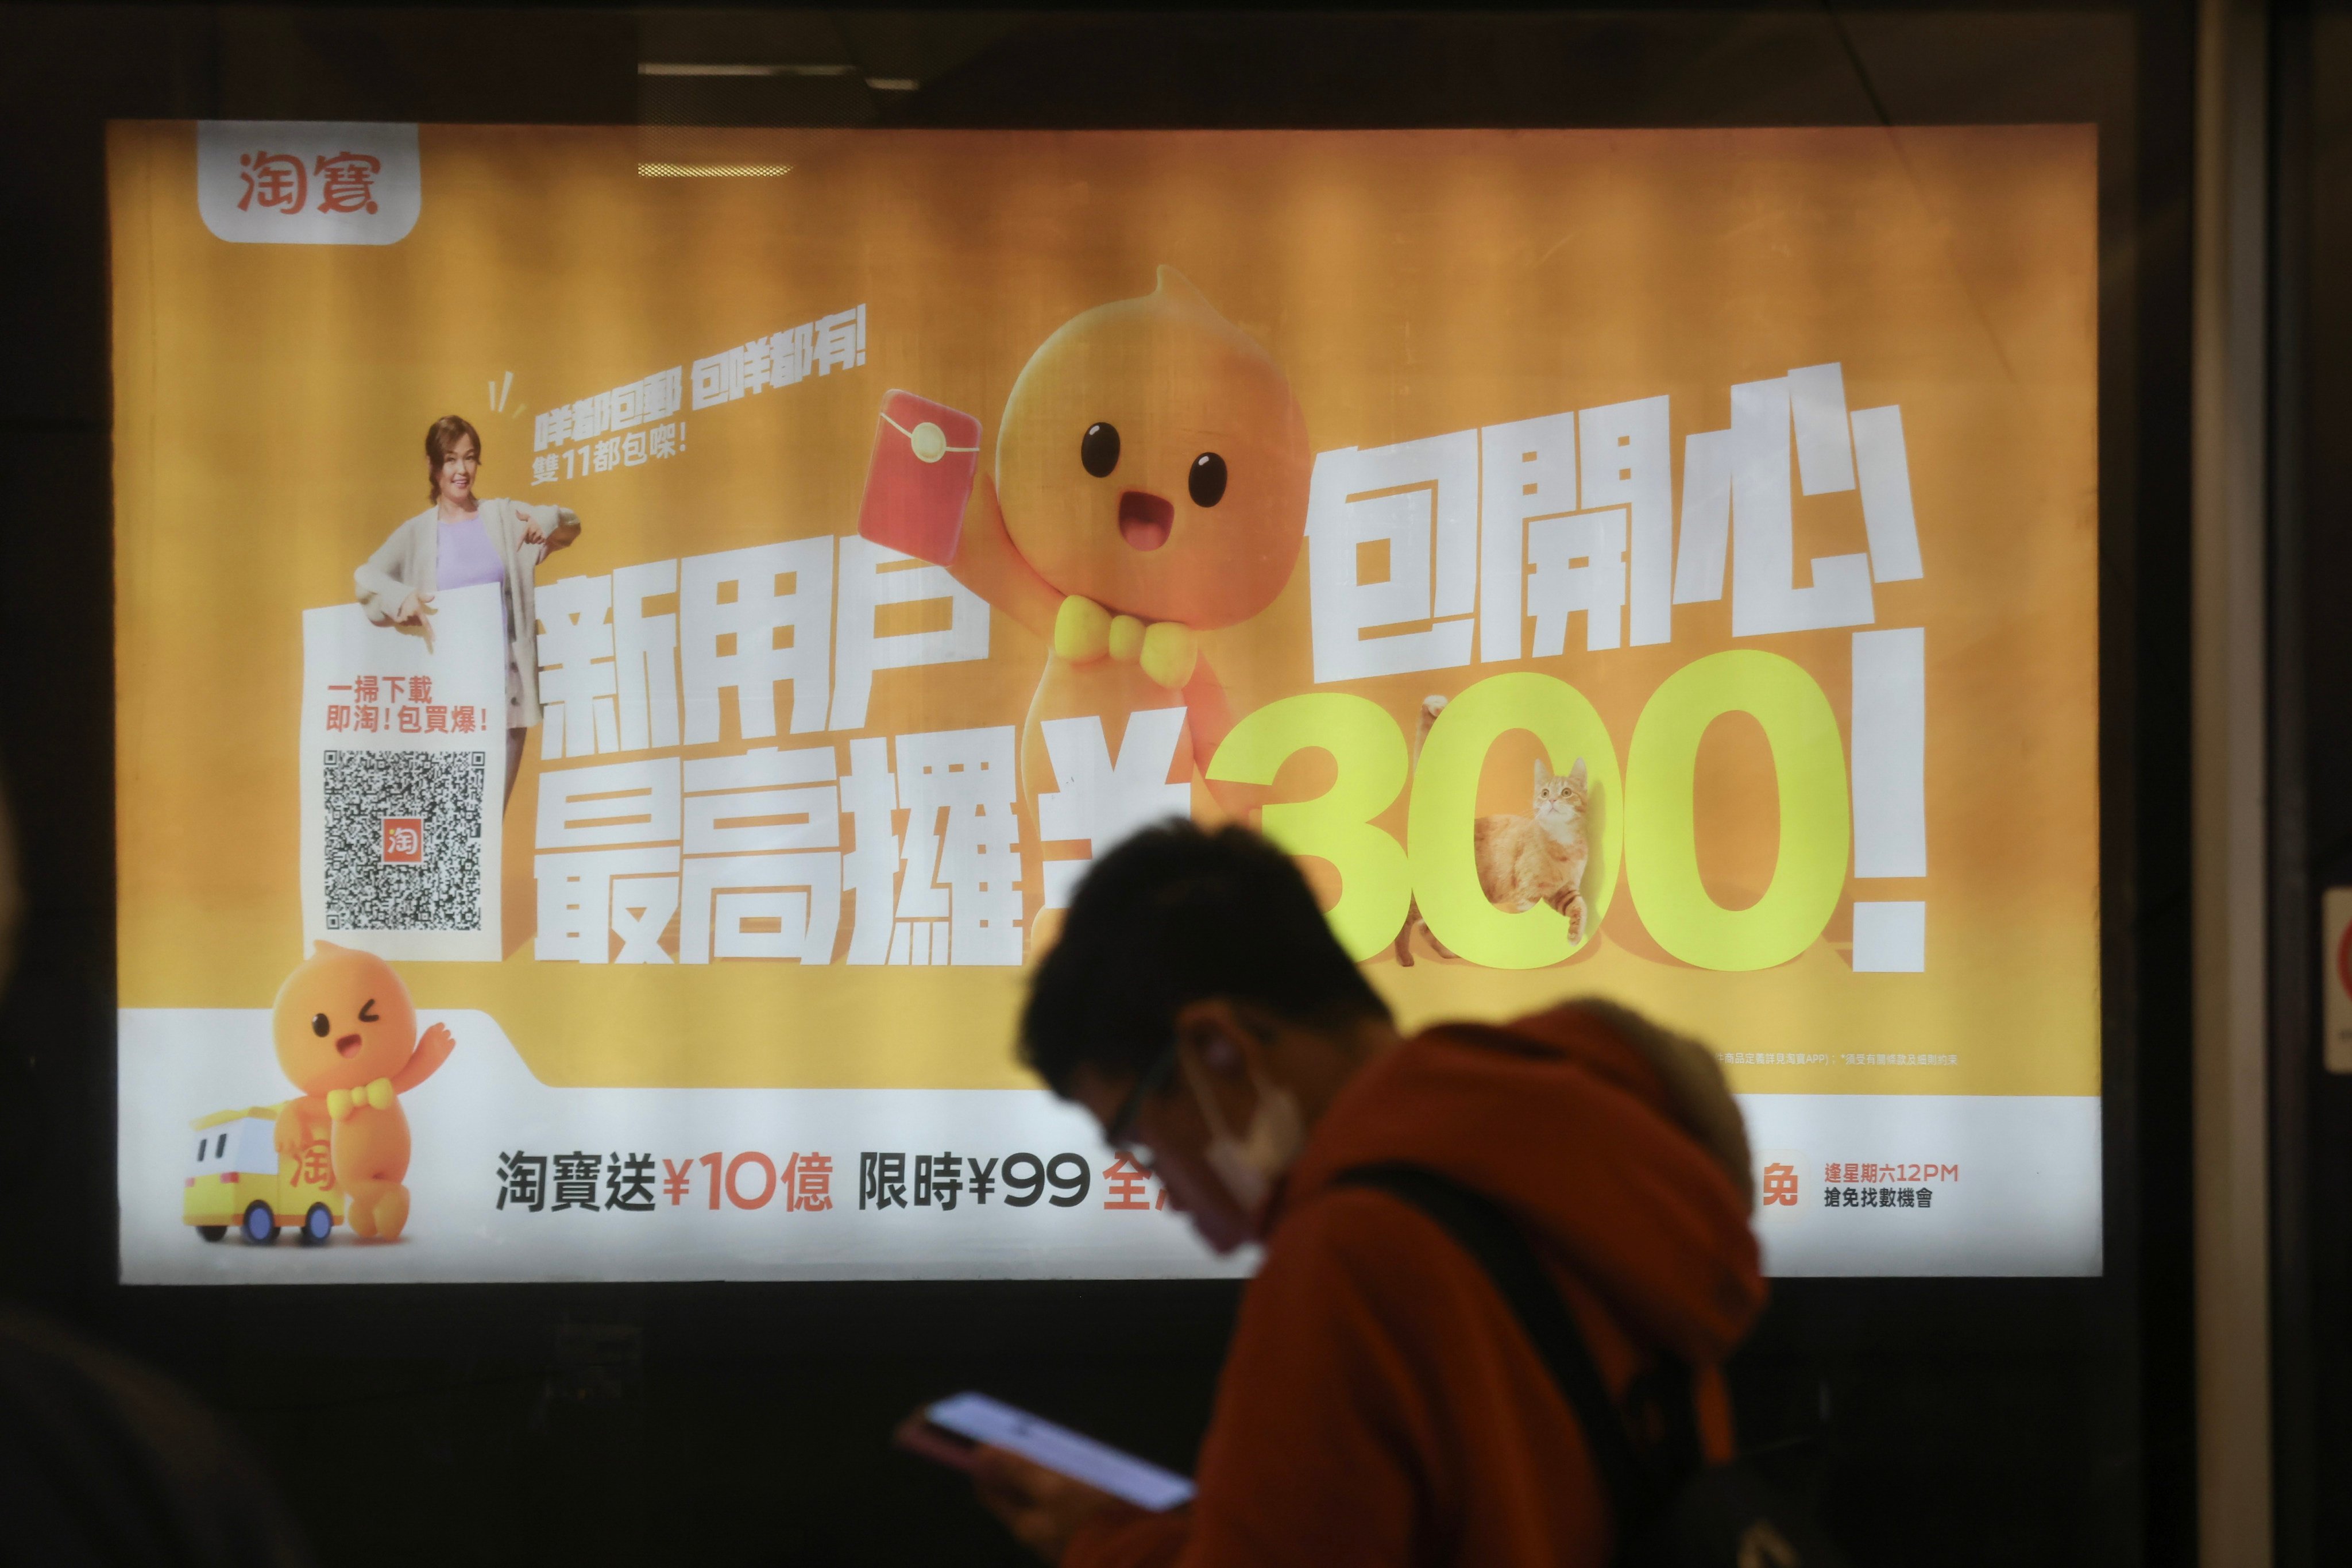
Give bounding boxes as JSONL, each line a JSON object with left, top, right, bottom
{"left": 352, "top": 498, "right": 578, "bottom": 730}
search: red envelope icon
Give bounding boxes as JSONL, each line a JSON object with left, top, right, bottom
{"left": 857, "top": 390, "right": 983, "bottom": 566}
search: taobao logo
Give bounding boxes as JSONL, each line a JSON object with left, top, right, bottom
{"left": 381, "top": 817, "right": 424, "bottom": 864}
{"left": 195, "top": 122, "right": 421, "bottom": 245}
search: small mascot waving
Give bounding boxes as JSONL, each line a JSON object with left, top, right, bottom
{"left": 270, "top": 941, "right": 455, "bottom": 1241}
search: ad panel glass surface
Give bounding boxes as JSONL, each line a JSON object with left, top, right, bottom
{"left": 111, "top": 122, "right": 2100, "bottom": 1281}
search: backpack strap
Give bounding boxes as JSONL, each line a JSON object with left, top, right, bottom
{"left": 1333, "top": 1163, "right": 1670, "bottom": 1542}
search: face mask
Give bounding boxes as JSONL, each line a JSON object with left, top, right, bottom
{"left": 1180, "top": 1044, "right": 1304, "bottom": 1217}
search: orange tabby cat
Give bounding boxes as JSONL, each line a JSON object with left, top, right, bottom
{"left": 1393, "top": 694, "right": 1592, "bottom": 966}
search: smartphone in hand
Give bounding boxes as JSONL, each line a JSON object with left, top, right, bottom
{"left": 857, "top": 390, "right": 983, "bottom": 566}
{"left": 895, "top": 1392, "right": 1195, "bottom": 1512}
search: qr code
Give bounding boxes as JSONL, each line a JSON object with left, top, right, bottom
{"left": 323, "top": 750, "right": 486, "bottom": 931}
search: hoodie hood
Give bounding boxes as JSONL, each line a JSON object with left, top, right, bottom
{"left": 1277, "top": 999, "right": 1767, "bottom": 1368}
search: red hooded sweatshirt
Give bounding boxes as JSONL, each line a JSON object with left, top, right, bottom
{"left": 1066, "top": 999, "right": 1767, "bottom": 1568}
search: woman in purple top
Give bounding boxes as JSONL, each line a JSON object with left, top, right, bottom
{"left": 354, "top": 415, "right": 582, "bottom": 804}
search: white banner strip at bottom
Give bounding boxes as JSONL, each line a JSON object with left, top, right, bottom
{"left": 1741, "top": 1092, "right": 2100, "bottom": 1277}
{"left": 118, "top": 1010, "right": 2098, "bottom": 1284}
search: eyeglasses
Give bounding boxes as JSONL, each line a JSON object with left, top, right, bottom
{"left": 1102, "top": 1041, "right": 1181, "bottom": 1157}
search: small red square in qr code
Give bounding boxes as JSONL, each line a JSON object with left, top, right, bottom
{"left": 381, "top": 817, "right": 424, "bottom": 863}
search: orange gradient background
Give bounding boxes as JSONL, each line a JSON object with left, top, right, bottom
{"left": 112, "top": 124, "right": 2098, "bottom": 1094}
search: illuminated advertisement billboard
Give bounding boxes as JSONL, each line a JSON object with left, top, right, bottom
{"left": 112, "top": 122, "right": 2100, "bottom": 1281}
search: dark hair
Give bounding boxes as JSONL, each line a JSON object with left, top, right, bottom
{"left": 1020, "top": 821, "right": 1391, "bottom": 1094}
{"left": 424, "top": 414, "right": 481, "bottom": 501}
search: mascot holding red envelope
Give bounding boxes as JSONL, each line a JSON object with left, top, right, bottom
{"left": 857, "top": 267, "right": 1312, "bottom": 901}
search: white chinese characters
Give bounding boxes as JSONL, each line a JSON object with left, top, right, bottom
{"left": 526, "top": 303, "right": 869, "bottom": 487}
{"left": 1307, "top": 363, "right": 1922, "bottom": 681}
{"left": 532, "top": 730, "right": 1022, "bottom": 968}
{"left": 691, "top": 304, "right": 867, "bottom": 408}
{"left": 531, "top": 537, "right": 1007, "bottom": 967}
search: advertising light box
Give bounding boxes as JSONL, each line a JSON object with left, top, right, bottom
{"left": 111, "top": 122, "right": 2102, "bottom": 1282}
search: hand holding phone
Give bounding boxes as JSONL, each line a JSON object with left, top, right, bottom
{"left": 857, "top": 391, "right": 983, "bottom": 566}
{"left": 895, "top": 1392, "right": 1195, "bottom": 1512}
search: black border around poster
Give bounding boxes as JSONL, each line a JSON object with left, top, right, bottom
{"left": 0, "top": 6, "right": 2196, "bottom": 1566}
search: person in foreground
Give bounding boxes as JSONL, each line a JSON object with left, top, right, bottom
{"left": 976, "top": 821, "right": 1767, "bottom": 1567}
{"left": 0, "top": 783, "right": 314, "bottom": 1566}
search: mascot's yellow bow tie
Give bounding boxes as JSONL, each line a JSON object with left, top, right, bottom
{"left": 327, "top": 1079, "right": 397, "bottom": 1121}
{"left": 1052, "top": 596, "right": 1199, "bottom": 690}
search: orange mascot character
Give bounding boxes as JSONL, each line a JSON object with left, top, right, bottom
{"left": 270, "top": 941, "right": 455, "bottom": 1242}
{"left": 860, "top": 267, "right": 1311, "bottom": 827}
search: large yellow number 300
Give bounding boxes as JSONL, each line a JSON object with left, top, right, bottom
{"left": 1206, "top": 693, "right": 1412, "bottom": 960}
{"left": 1206, "top": 656, "right": 1852, "bottom": 973}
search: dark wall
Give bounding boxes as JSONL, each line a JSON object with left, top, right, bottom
{"left": 0, "top": 7, "right": 2196, "bottom": 1566}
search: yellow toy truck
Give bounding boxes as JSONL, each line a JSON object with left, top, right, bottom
{"left": 184, "top": 1105, "right": 343, "bottom": 1245}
